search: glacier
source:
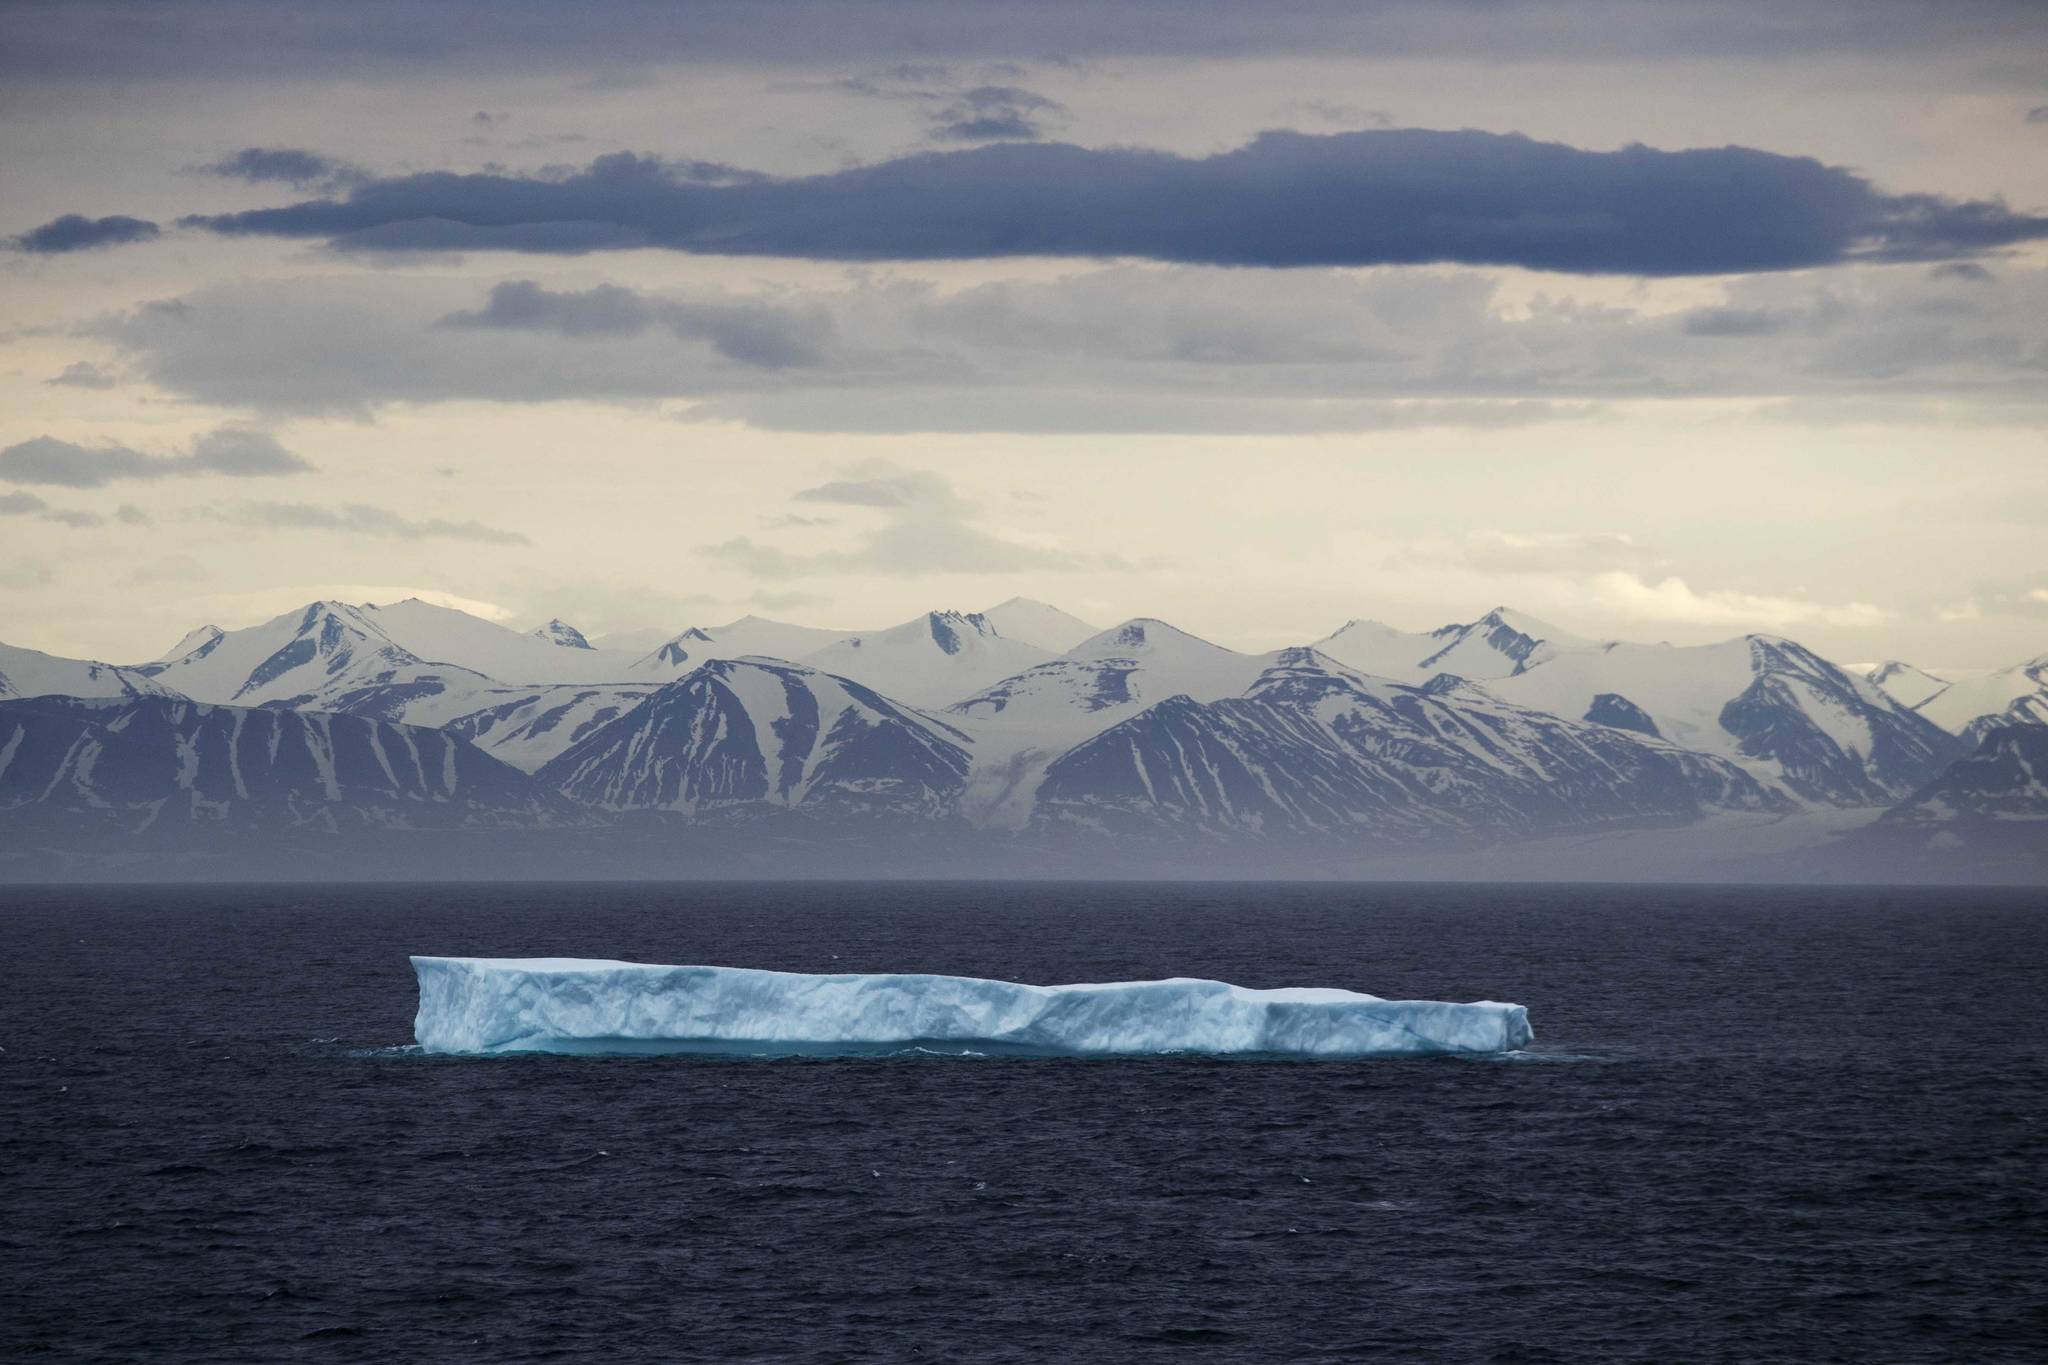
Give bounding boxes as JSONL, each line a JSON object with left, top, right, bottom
{"left": 410, "top": 957, "right": 1534, "bottom": 1058}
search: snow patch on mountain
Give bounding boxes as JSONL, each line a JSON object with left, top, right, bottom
{"left": 0, "top": 695, "right": 569, "bottom": 832}
{"left": 631, "top": 615, "right": 856, "bottom": 676}
{"left": 1065, "top": 618, "right": 1274, "bottom": 695}
{"left": 152, "top": 624, "right": 224, "bottom": 665}
{"left": 1886, "top": 723, "right": 2048, "bottom": 825}
{"left": 1033, "top": 647, "right": 1782, "bottom": 842}
{"left": 1916, "top": 653, "right": 2048, "bottom": 736}
{"left": 0, "top": 640, "right": 186, "bottom": 705}
{"left": 800, "top": 611, "right": 1050, "bottom": 708}
{"left": 979, "top": 598, "right": 1099, "bottom": 653}
{"left": 1865, "top": 660, "right": 1949, "bottom": 710}
{"left": 943, "top": 618, "right": 1280, "bottom": 827}
{"left": 1491, "top": 634, "right": 1959, "bottom": 805}
{"left": 539, "top": 657, "right": 972, "bottom": 818}
{"left": 360, "top": 599, "right": 640, "bottom": 683}
{"left": 529, "top": 619, "right": 593, "bottom": 650}
{"left": 1314, "top": 606, "right": 1595, "bottom": 683}
{"left": 398, "top": 683, "right": 660, "bottom": 772}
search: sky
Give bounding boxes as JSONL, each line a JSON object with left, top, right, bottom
{"left": 2, "top": 0, "right": 2045, "bottom": 672}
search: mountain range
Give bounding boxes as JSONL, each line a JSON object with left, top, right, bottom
{"left": 1, "top": 595, "right": 2041, "bottom": 881}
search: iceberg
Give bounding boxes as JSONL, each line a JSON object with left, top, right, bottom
{"left": 410, "top": 957, "right": 1534, "bottom": 1058}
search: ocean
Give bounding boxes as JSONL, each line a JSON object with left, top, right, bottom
{"left": 4, "top": 882, "right": 2044, "bottom": 1361}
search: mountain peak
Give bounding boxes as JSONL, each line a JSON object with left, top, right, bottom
{"left": 978, "top": 599, "right": 1100, "bottom": 652}
{"left": 1476, "top": 605, "right": 1582, "bottom": 643}
{"left": 530, "top": 619, "right": 593, "bottom": 650}
{"left": 927, "top": 610, "right": 998, "bottom": 654}
{"left": 154, "top": 624, "right": 224, "bottom": 664}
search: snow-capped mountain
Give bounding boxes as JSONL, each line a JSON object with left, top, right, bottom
{"left": 1031, "top": 649, "right": 1782, "bottom": 842}
{"left": 1865, "top": 660, "right": 1949, "bottom": 709}
{"left": 589, "top": 627, "right": 675, "bottom": 654}
{"left": 1307, "top": 618, "right": 1441, "bottom": 681}
{"left": 0, "top": 695, "right": 570, "bottom": 834}
{"left": 347, "top": 681, "right": 662, "bottom": 772}
{"left": 1489, "top": 634, "right": 1961, "bottom": 805}
{"left": 0, "top": 640, "right": 184, "bottom": 703}
{"left": 538, "top": 658, "right": 973, "bottom": 818}
{"left": 799, "top": 611, "right": 1051, "bottom": 708}
{"left": 1313, "top": 607, "right": 1593, "bottom": 683}
{"left": 137, "top": 600, "right": 500, "bottom": 712}
{"left": 979, "top": 597, "right": 1099, "bottom": 653}
{"left": 1811, "top": 721, "right": 2048, "bottom": 880}
{"left": 353, "top": 599, "right": 640, "bottom": 684}
{"left": 1960, "top": 693, "right": 2048, "bottom": 749}
{"left": 1916, "top": 652, "right": 2048, "bottom": 736}
{"left": 529, "top": 618, "right": 594, "bottom": 650}
{"left": 1416, "top": 606, "right": 1594, "bottom": 679}
{"left": 631, "top": 615, "right": 856, "bottom": 675}
{"left": 6, "top": 594, "right": 2037, "bottom": 879}
{"left": 946, "top": 619, "right": 1278, "bottom": 826}
{"left": 1065, "top": 618, "right": 1274, "bottom": 695}
{"left": 152, "top": 624, "right": 223, "bottom": 663}
{"left": 144, "top": 598, "right": 650, "bottom": 699}
{"left": 1886, "top": 722, "right": 2048, "bottom": 826}
{"left": 437, "top": 685, "right": 658, "bottom": 772}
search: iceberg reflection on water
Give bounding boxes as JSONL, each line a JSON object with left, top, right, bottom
{"left": 410, "top": 956, "right": 1533, "bottom": 1059}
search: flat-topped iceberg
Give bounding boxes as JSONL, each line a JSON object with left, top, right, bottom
{"left": 410, "top": 957, "right": 1533, "bottom": 1058}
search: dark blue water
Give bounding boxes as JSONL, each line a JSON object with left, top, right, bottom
{"left": 3, "top": 883, "right": 2045, "bottom": 1362}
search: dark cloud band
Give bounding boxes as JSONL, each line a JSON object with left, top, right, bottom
{"left": 0, "top": 430, "right": 313, "bottom": 487}
{"left": 14, "top": 214, "right": 160, "bottom": 253}
{"left": 168, "top": 131, "right": 2047, "bottom": 276}
{"left": 4, "top": 1, "right": 2040, "bottom": 80}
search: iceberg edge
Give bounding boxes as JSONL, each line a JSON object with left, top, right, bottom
{"left": 410, "top": 957, "right": 1534, "bottom": 1059}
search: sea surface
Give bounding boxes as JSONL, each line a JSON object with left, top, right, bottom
{"left": 3, "top": 882, "right": 2044, "bottom": 1362}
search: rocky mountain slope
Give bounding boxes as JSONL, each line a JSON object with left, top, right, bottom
{"left": 538, "top": 658, "right": 972, "bottom": 818}
{"left": 0, "top": 695, "right": 570, "bottom": 833}
{"left": 1032, "top": 649, "right": 1783, "bottom": 843}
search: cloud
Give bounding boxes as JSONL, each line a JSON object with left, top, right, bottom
{"left": 168, "top": 130, "right": 2048, "bottom": 275}
{"left": 102, "top": 261, "right": 2048, "bottom": 431}
{"left": 1391, "top": 530, "right": 1646, "bottom": 576}
{"left": 1294, "top": 100, "right": 1396, "bottom": 128}
{"left": 1588, "top": 571, "right": 1889, "bottom": 629}
{"left": 1682, "top": 307, "right": 1792, "bottom": 337}
{"left": 121, "top": 554, "right": 206, "bottom": 586}
{"left": 1937, "top": 599, "right": 1982, "bottom": 623}
{"left": 201, "top": 146, "right": 366, "bottom": 190}
{"left": 5, "top": 1, "right": 2041, "bottom": 80}
{"left": 705, "top": 523, "right": 1122, "bottom": 578}
{"left": 2028, "top": 105, "right": 2048, "bottom": 124}
{"left": 704, "top": 460, "right": 1129, "bottom": 578}
{"left": 196, "top": 583, "right": 518, "bottom": 622}
{"left": 791, "top": 467, "right": 968, "bottom": 512}
{"left": 13, "top": 213, "right": 160, "bottom": 253}
{"left": 928, "top": 86, "right": 1066, "bottom": 142}
{"left": 0, "top": 490, "right": 103, "bottom": 529}
{"left": 440, "top": 279, "right": 831, "bottom": 368}
{"left": 0, "top": 558, "right": 54, "bottom": 589}
{"left": 115, "top": 503, "right": 152, "bottom": 526}
{"left": 48, "top": 361, "right": 118, "bottom": 389}
{"left": 205, "top": 501, "right": 530, "bottom": 545}
{"left": 0, "top": 428, "right": 313, "bottom": 487}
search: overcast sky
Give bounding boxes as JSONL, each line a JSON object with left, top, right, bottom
{"left": 3, "top": 0, "right": 2045, "bottom": 671}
